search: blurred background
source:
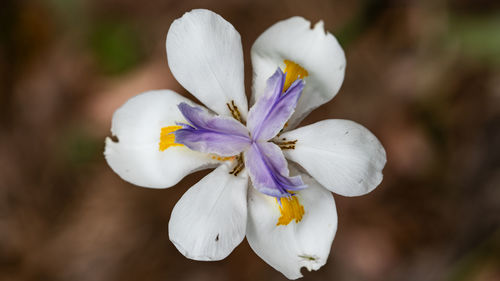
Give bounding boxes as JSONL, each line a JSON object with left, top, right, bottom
{"left": 1, "top": 0, "right": 499, "bottom": 280}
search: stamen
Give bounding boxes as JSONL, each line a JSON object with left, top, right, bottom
{"left": 226, "top": 100, "right": 243, "bottom": 124}
{"left": 283, "top": 60, "right": 308, "bottom": 92}
{"left": 159, "top": 126, "right": 183, "bottom": 151}
{"left": 276, "top": 195, "right": 305, "bottom": 226}
{"left": 274, "top": 139, "right": 297, "bottom": 150}
{"left": 211, "top": 155, "right": 236, "bottom": 162}
{"left": 229, "top": 153, "right": 244, "bottom": 176}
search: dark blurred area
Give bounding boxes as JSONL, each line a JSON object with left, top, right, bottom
{"left": 1, "top": 0, "right": 499, "bottom": 280}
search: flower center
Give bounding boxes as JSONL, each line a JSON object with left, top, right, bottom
{"left": 276, "top": 195, "right": 305, "bottom": 225}
{"left": 283, "top": 60, "right": 308, "bottom": 92}
{"left": 159, "top": 126, "right": 183, "bottom": 151}
{"left": 165, "top": 67, "right": 308, "bottom": 225}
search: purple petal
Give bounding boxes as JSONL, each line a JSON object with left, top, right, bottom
{"left": 174, "top": 103, "right": 251, "bottom": 156}
{"left": 177, "top": 103, "right": 249, "bottom": 137}
{"left": 247, "top": 68, "right": 304, "bottom": 141}
{"left": 244, "top": 141, "right": 307, "bottom": 197}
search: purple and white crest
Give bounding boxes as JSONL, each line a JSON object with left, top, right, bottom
{"left": 174, "top": 68, "right": 307, "bottom": 198}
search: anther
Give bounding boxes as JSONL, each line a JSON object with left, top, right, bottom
{"left": 274, "top": 139, "right": 297, "bottom": 150}
{"left": 229, "top": 153, "right": 244, "bottom": 176}
{"left": 226, "top": 100, "right": 243, "bottom": 124}
{"left": 212, "top": 155, "right": 236, "bottom": 161}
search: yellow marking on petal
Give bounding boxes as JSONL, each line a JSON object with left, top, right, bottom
{"left": 283, "top": 60, "right": 308, "bottom": 92}
{"left": 159, "top": 126, "right": 183, "bottom": 151}
{"left": 276, "top": 196, "right": 305, "bottom": 226}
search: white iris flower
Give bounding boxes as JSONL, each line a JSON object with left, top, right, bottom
{"left": 104, "top": 9, "right": 386, "bottom": 279}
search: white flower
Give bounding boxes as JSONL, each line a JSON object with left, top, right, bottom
{"left": 104, "top": 9, "right": 386, "bottom": 279}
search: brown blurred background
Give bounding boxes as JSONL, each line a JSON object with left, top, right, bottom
{"left": 1, "top": 0, "right": 499, "bottom": 280}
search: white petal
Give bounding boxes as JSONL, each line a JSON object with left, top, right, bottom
{"left": 167, "top": 9, "right": 248, "bottom": 119}
{"left": 246, "top": 172, "right": 337, "bottom": 279}
{"left": 251, "top": 17, "right": 346, "bottom": 128}
{"left": 169, "top": 165, "right": 248, "bottom": 261}
{"left": 280, "top": 119, "right": 386, "bottom": 197}
{"left": 104, "top": 90, "right": 218, "bottom": 188}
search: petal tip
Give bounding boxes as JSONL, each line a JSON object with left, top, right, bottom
{"left": 313, "top": 20, "right": 325, "bottom": 34}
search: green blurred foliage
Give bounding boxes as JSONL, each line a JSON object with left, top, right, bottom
{"left": 449, "top": 13, "right": 500, "bottom": 65}
{"left": 88, "top": 22, "right": 143, "bottom": 74}
{"left": 47, "top": 0, "right": 84, "bottom": 23}
{"left": 59, "top": 128, "right": 102, "bottom": 167}
{"left": 336, "top": 0, "right": 388, "bottom": 46}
